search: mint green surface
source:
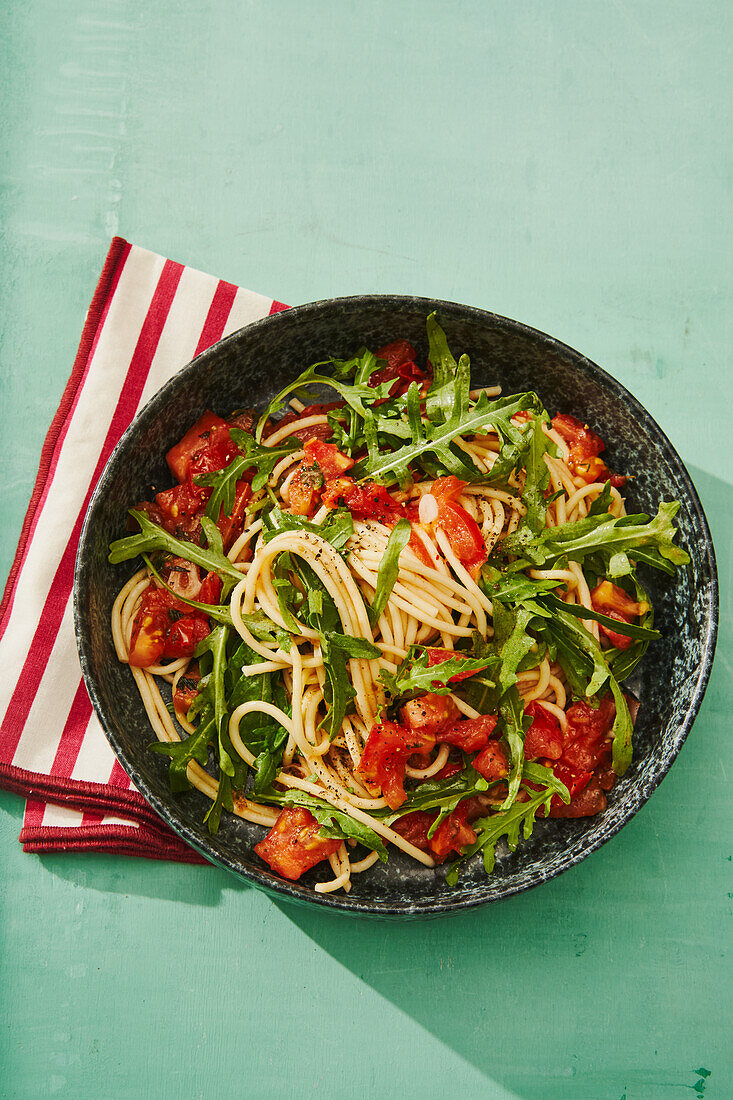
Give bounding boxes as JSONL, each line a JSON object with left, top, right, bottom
{"left": 1, "top": 3, "right": 730, "bottom": 1097}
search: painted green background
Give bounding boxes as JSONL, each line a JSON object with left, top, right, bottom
{"left": 0, "top": 3, "right": 730, "bottom": 1097}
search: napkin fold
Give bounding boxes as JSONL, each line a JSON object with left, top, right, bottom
{"left": 0, "top": 238, "right": 288, "bottom": 860}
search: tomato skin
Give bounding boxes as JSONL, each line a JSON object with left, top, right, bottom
{"left": 427, "top": 478, "right": 486, "bottom": 576}
{"left": 372, "top": 340, "right": 428, "bottom": 396}
{"left": 472, "top": 741, "right": 509, "bottom": 780}
{"left": 441, "top": 714, "right": 498, "bottom": 753}
{"left": 198, "top": 571, "right": 222, "bottom": 605}
{"left": 437, "top": 500, "right": 487, "bottom": 575}
{"left": 254, "top": 808, "right": 342, "bottom": 880}
{"left": 392, "top": 801, "right": 480, "bottom": 863}
{"left": 357, "top": 720, "right": 436, "bottom": 810}
{"left": 302, "top": 438, "right": 354, "bottom": 480}
{"left": 523, "top": 702, "right": 563, "bottom": 761}
{"left": 173, "top": 665, "right": 201, "bottom": 719}
{"left": 400, "top": 694, "right": 460, "bottom": 738}
{"left": 429, "top": 801, "right": 478, "bottom": 862}
{"left": 591, "top": 580, "right": 647, "bottom": 651}
{"left": 322, "top": 478, "right": 406, "bottom": 524}
{"left": 166, "top": 411, "right": 232, "bottom": 482}
{"left": 128, "top": 586, "right": 210, "bottom": 668}
{"left": 551, "top": 412, "right": 627, "bottom": 487}
{"left": 216, "top": 479, "right": 251, "bottom": 549}
{"left": 426, "top": 647, "right": 488, "bottom": 682}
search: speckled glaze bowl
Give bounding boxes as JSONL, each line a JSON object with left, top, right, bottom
{"left": 74, "top": 296, "right": 718, "bottom": 917}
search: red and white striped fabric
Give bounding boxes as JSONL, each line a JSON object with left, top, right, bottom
{"left": 0, "top": 238, "right": 288, "bottom": 860}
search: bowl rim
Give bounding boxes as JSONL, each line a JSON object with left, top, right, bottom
{"left": 74, "top": 293, "right": 719, "bottom": 917}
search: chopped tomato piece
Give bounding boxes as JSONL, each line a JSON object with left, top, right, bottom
{"left": 254, "top": 807, "right": 342, "bottom": 880}
{"left": 162, "top": 615, "right": 210, "bottom": 658}
{"left": 561, "top": 695, "right": 616, "bottom": 774}
{"left": 302, "top": 438, "right": 354, "bottom": 480}
{"left": 429, "top": 801, "right": 478, "bottom": 862}
{"left": 156, "top": 480, "right": 208, "bottom": 520}
{"left": 523, "top": 701, "right": 563, "bottom": 761}
{"left": 591, "top": 580, "right": 648, "bottom": 650}
{"left": 549, "top": 777, "right": 607, "bottom": 818}
{"left": 375, "top": 339, "right": 418, "bottom": 371}
{"left": 322, "top": 478, "right": 406, "bottom": 524}
{"left": 128, "top": 586, "right": 210, "bottom": 668}
{"left": 551, "top": 412, "right": 626, "bottom": 487}
{"left": 372, "top": 339, "right": 428, "bottom": 396}
{"left": 392, "top": 800, "right": 482, "bottom": 862}
{"left": 433, "top": 757, "right": 463, "bottom": 780}
{"left": 357, "top": 720, "right": 435, "bottom": 810}
{"left": 436, "top": 499, "right": 487, "bottom": 575}
{"left": 472, "top": 741, "right": 509, "bottom": 780}
{"left": 173, "top": 665, "right": 201, "bottom": 720}
{"left": 440, "top": 714, "right": 498, "bottom": 752}
{"left": 426, "top": 647, "right": 488, "bottom": 682}
{"left": 400, "top": 694, "right": 460, "bottom": 738}
{"left": 391, "top": 810, "right": 436, "bottom": 852}
{"left": 198, "top": 571, "right": 223, "bottom": 605}
{"left": 426, "top": 477, "right": 487, "bottom": 577}
{"left": 216, "top": 479, "right": 252, "bottom": 549}
{"left": 289, "top": 461, "right": 324, "bottom": 516}
{"left": 431, "top": 476, "right": 468, "bottom": 504}
{"left": 166, "top": 411, "right": 232, "bottom": 482}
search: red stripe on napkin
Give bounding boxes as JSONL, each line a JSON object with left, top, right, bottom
{"left": 0, "top": 238, "right": 132, "bottom": 640}
{"left": 194, "top": 279, "right": 239, "bottom": 356}
{"left": 0, "top": 238, "right": 286, "bottom": 862}
{"left": 0, "top": 259, "right": 184, "bottom": 763}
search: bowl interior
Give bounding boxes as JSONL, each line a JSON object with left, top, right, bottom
{"left": 74, "top": 296, "right": 718, "bottom": 916}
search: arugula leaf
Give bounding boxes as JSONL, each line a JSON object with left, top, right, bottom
{"left": 109, "top": 508, "right": 242, "bottom": 584}
{"left": 497, "top": 685, "right": 528, "bottom": 810}
{"left": 259, "top": 787, "right": 388, "bottom": 861}
{"left": 263, "top": 506, "right": 354, "bottom": 551}
{"left": 204, "top": 771, "right": 233, "bottom": 834}
{"left": 445, "top": 764, "right": 570, "bottom": 884}
{"left": 194, "top": 430, "right": 300, "bottom": 518}
{"left": 194, "top": 625, "right": 234, "bottom": 777}
{"left": 499, "top": 501, "right": 690, "bottom": 572}
{"left": 379, "top": 645, "right": 492, "bottom": 701}
{"left": 480, "top": 565, "right": 559, "bottom": 605}
{"left": 519, "top": 413, "right": 554, "bottom": 535}
{"left": 539, "top": 593, "right": 660, "bottom": 642}
{"left": 149, "top": 715, "right": 214, "bottom": 793}
{"left": 369, "top": 518, "right": 411, "bottom": 622}
{"left": 425, "top": 312, "right": 467, "bottom": 424}
{"left": 255, "top": 358, "right": 394, "bottom": 442}
{"left": 352, "top": 389, "right": 544, "bottom": 485}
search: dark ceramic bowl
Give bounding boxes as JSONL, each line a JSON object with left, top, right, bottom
{"left": 74, "top": 296, "right": 718, "bottom": 917}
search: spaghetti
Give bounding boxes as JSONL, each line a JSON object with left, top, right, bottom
{"left": 109, "top": 315, "right": 688, "bottom": 892}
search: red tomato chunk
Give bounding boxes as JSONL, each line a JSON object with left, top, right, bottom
{"left": 254, "top": 807, "right": 341, "bottom": 880}
{"left": 128, "top": 585, "right": 210, "bottom": 668}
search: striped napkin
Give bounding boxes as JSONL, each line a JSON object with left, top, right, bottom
{"left": 0, "top": 237, "right": 288, "bottom": 860}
